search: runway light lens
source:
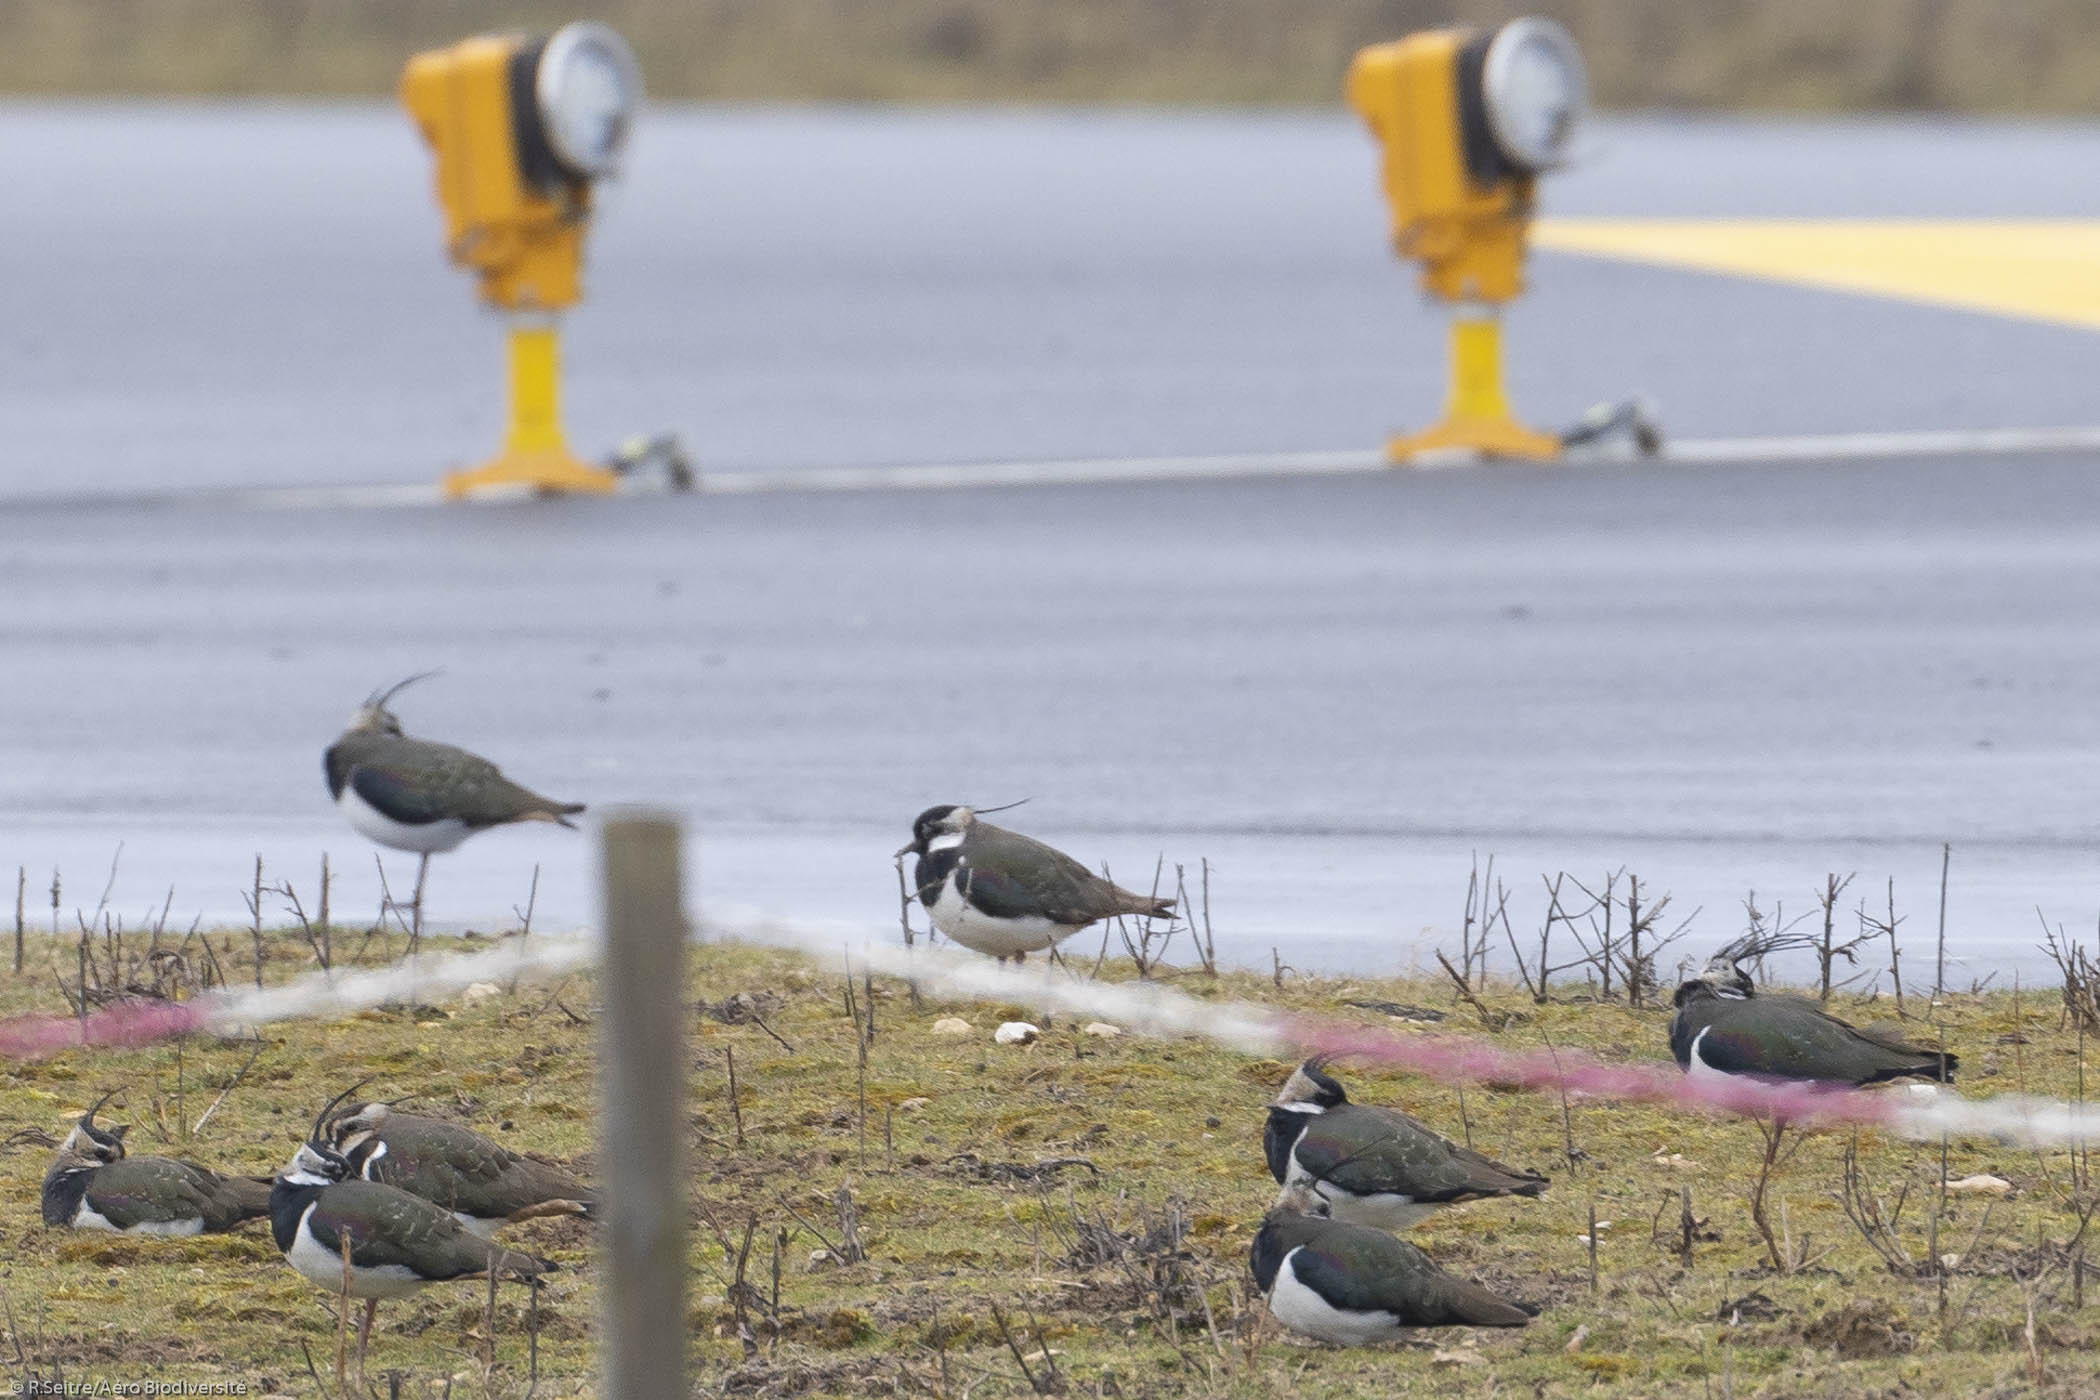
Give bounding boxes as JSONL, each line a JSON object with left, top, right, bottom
{"left": 536, "top": 22, "right": 642, "bottom": 179}
{"left": 1480, "top": 18, "right": 1587, "bottom": 173}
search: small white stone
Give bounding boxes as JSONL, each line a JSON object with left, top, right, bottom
{"left": 993, "top": 1021, "right": 1041, "bottom": 1045}
{"left": 1081, "top": 1022, "right": 1121, "bottom": 1037}
{"left": 808, "top": 1248, "right": 837, "bottom": 1269}
{"left": 460, "top": 982, "right": 503, "bottom": 1004}
{"left": 930, "top": 1017, "right": 972, "bottom": 1036}
{"left": 896, "top": 1096, "right": 932, "bottom": 1112}
{"left": 1943, "top": 1174, "right": 2013, "bottom": 1196}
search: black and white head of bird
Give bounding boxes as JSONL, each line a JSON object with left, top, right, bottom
{"left": 1673, "top": 929, "right": 1816, "bottom": 1007}
{"left": 896, "top": 800, "right": 1035, "bottom": 859}
{"left": 56, "top": 1092, "right": 127, "bottom": 1166}
{"left": 1271, "top": 1057, "right": 1349, "bottom": 1115}
{"left": 281, "top": 1140, "right": 354, "bottom": 1188}
{"left": 325, "top": 1101, "right": 395, "bottom": 1155}
{"left": 344, "top": 671, "right": 440, "bottom": 737}
{"left": 285, "top": 1085, "right": 365, "bottom": 1186}
{"left": 896, "top": 804, "right": 974, "bottom": 859}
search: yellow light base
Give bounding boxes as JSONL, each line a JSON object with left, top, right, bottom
{"left": 443, "top": 446, "right": 619, "bottom": 499}
{"left": 1386, "top": 417, "right": 1561, "bottom": 462}
{"left": 1387, "top": 309, "right": 1559, "bottom": 464}
{"left": 443, "top": 320, "right": 618, "bottom": 499}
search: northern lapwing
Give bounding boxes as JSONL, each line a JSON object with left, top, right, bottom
{"left": 41, "top": 1093, "right": 272, "bottom": 1235}
{"left": 895, "top": 804, "right": 1175, "bottom": 962}
{"left": 323, "top": 1098, "right": 596, "bottom": 1237}
{"left": 1265, "top": 1058, "right": 1548, "bottom": 1230}
{"left": 1251, "top": 1183, "right": 1533, "bottom": 1345}
{"left": 1669, "top": 938, "right": 1958, "bottom": 1090}
{"left": 272, "top": 1092, "right": 558, "bottom": 1369}
{"left": 324, "top": 674, "right": 584, "bottom": 937}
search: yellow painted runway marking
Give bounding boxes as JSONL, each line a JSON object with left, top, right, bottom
{"left": 1535, "top": 219, "right": 2100, "bottom": 331}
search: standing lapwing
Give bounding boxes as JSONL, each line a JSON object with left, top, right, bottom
{"left": 324, "top": 674, "right": 584, "bottom": 937}
{"left": 1251, "top": 1183, "right": 1533, "bottom": 1344}
{"left": 896, "top": 804, "right": 1175, "bottom": 962}
{"left": 41, "top": 1092, "right": 272, "bottom": 1235}
{"left": 323, "top": 1097, "right": 596, "bottom": 1237}
{"left": 1669, "top": 932, "right": 1958, "bottom": 1269}
{"left": 1670, "top": 934, "right": 1958, "bottom": 1089}
{"left": 1265, "top": 1059, "right": 1548, "bottom": 1230}
{"left": 272, "top": 1091, "right": 558, "bottom": 1370}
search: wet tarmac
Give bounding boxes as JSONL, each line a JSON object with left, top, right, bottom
{"left": 3, "top": 106, "right": 2098, "bottom": 978}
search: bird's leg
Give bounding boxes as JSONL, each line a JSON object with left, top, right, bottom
{"left": 336, "top": 1235, "right": 353, "bottom": 1391}
{"left": 483, "top": 1269, "right": 498, "bottom": 1374}
{"left": 1749, "top": 1119, "right": 1789, "bottom": 1272}
{"left": 357, "top": 1298, "right": 378, "bottom": 1385}
{"left": 1040, "top": 946, "right": 1054, "bottom": 1031}
{"left": 410, "top": 852, "right": 429, "bottom": 949}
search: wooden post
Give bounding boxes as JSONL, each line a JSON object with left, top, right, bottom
{"left": 600, "top": 813, "right": 687, "bottom": 1399}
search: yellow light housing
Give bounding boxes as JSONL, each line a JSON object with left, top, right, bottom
{"left": 1347, "top": 17, "right": 1587, "bottom": 463}
{"left": 400, "top": 21, "right": 643, "bottom": 498}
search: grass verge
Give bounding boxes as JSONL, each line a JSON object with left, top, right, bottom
{"left": 5, "top": 924, "right": 2099, "bottom": 1397}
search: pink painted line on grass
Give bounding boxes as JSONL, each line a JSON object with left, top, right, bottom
{"left": 0, "top": 998, "right": 213, "bottom": 1060}
{"left": 0, "top": 968, "right": 1901, "bottom": 1140}
{"left": 1289, "top": 1017, "right": 1904, "bottom": 1130}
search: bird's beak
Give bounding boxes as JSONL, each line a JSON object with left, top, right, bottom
{"left": 893, "top": 842, "right": 917, "bottom": 859}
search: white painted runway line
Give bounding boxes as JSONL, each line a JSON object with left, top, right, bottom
{"left": 1666, "top": 424, "right": 2100, "bottom": 465}
{"left": 10, "top": 426, "right": 2100, "bottom": 513}
{"left": 697, "top": 447, "right": 1387, "bottom": 494}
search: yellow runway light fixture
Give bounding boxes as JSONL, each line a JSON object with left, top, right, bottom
{"left": 1348, "top": 18, "right": 1587, "bottom": 463}
{"left": 402, "top": 22, "right": 642, "bottom": 498}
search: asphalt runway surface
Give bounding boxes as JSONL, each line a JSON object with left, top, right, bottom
{"left": 6, "top": 106, "right": 2100, "bottom": 497}
{"left": 6, "top": 449, "right": 2099, "bottom": 977}
{"left": 3, "top": 105, "right": 2098, "bottom": 976}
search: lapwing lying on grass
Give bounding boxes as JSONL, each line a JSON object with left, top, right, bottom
{"left": 324, "top": 674, "right": 584, "bottom": 937}
{"left": 324, "top": 1098, "right": 596, "bottom": 1237}
{"left": 1670, "top": 935, "right": 1958, "bottom": 1089}
{"left": 41, "top": 1093, "right": 271, "bottom": 1235}
{"left": 1265, "top": 1059, "right": 1548, "bottom": 1230}
{"left": 1251, "top": 1183, "right": 1533, "bottom": 1344}
{"left": 896, "top": 804, "right": 1175, "bottom": 962}
{"left": 273, "top": 1093, "right": 558, "bottom": 1368}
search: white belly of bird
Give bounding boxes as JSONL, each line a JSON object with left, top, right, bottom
{"left": 928, "top": 877, "right": 1073, "bottom": 957}
{"left": 1685, "top": 1026, "right": 1739, "bottom": 1089}
{"left": 286, "top": 1203, "right": 431, "bottom": 1299}
{"left": 74, "top": 1202, "right": 203, "bottom": 1235}
{"left": 1267, "top": 1247, "right": 1405, "bottom": 1345}
{"left": 1287, "top": 1164, "right": 1432, "bottom": 1230}
{"left": 339, "top": 786, "right": 471, "bottom": 855}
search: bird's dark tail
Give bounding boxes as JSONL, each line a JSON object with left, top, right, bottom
{"left": 1442, "top": 1279, "right": 1535, "bottom": 1328}
{"left": 228, "top": 1175, "right": 276, "bottom": 1219}
{"left": 1859, "top": 1050, "right": 1958, "bottom": 1086}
